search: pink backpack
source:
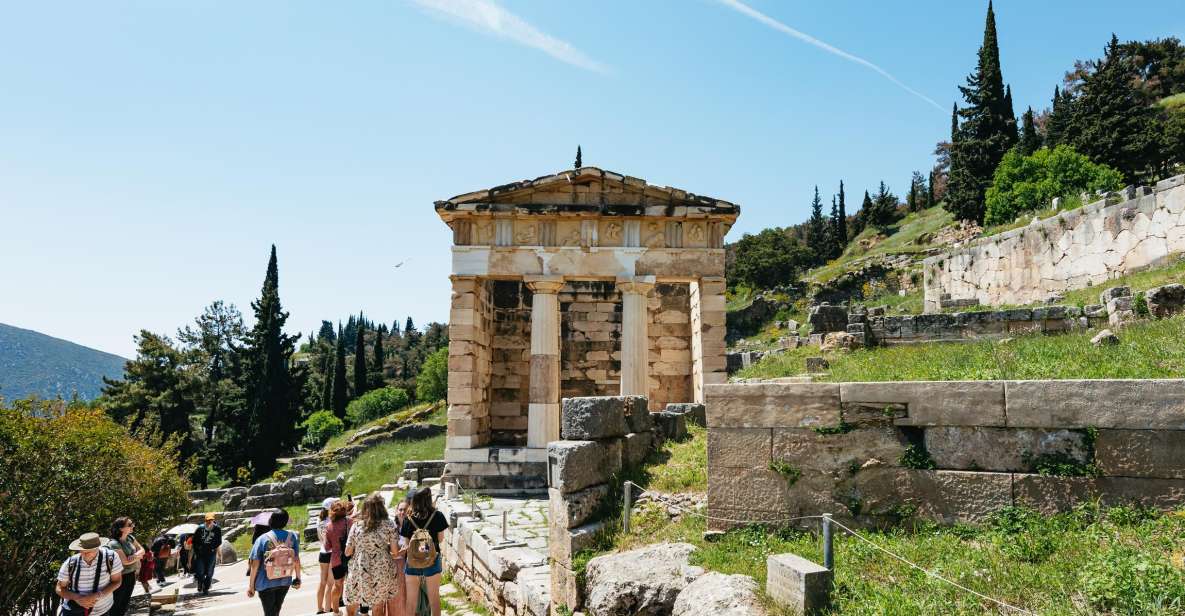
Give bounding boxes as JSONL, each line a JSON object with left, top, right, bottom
{"left": 263, "top": 531, "right": 296, "bottom": 580}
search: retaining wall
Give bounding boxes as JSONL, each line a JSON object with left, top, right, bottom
{"left": 705, "top": 380, "right": 1185, "bottom": 529}
{"left": 923, "top": 175, "right": 1185, "bottom": 311}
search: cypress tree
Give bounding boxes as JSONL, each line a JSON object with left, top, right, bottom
{"left": 331, "top": 326, "right": 348, "bottom": 418}
{"left": 574, "top": 145, "right": 582, "bottom": 169}
{"left": 945, "top": 1, "right": 1017, "bottom": 223}
{"left": 927, "top": 171, "right": 936, "bottom": 208}
{"left": 405, "top": 317, "right": 415, "bottom": 336}
{"left": 319, "top": 349, "right": 333, "bottom": 411}
{"left": 828, "top": 194, "right": 843, "bottom": 258}
{"left": 1045, "top": 86, "right": 1068, "bottom": 146}
{"left": 1066, "top": 34, "right": 1162, "bottom": 182}
{"left": 806, "top": 186, "right": 828, "bottom": 264}
{"left": 371, "top": 328, "right": 386, "bottom": 389}
{"left": 353, "top": 318, "right": 368, "bottom": 398}
{"left": 1019, "top": 106, "right": 1043, "bottom": 155}
{"left": 238, "top": 245, "right": 301, "bottom": 478}
{"left": 835, "top": 181, "right": 847, "bottom": 245}
{"left": 317, "top": 320, "right": 335, "bottom": 343}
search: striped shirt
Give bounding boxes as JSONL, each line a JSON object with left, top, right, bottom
{"left": 57, "top": 548, "right": 123, "bottom": 616}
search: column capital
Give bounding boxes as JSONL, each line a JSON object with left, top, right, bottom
{"left": 524, "top": 275, "right": 565, "bottom": 294}
{"left": 616, "top": 275, "right": 656, "bottom": 295}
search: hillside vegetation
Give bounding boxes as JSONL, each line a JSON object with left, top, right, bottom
{"left": 805, "top": 206, "right": 954, "bottom": 285}
{"left": 0, "top": 323, "right": 126, "bottom": 401}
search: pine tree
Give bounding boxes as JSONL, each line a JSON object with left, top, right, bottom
{"left": 806, "top": 186, "right": 828, "bottom": 264}
{"left": 353, "top": 317, "right": 368, "bottom": 398}
{"left": 1019, "top": 106, "right": 1043, "bottom": 155}
{"left": 574, "top": 145, "right": 582, "bottom": 169}
{"left": 945, "top": 1, "right": 1017, "bottom": 223}
{"left": 1065, "top": 34, "right": 1162, "bottom": 182}
{"left": 317, "top": 320, "right": 335, "bottom": 343}
{"left": 177, "top": 301, "right": 245, "bottom": 487}
{"left": 236, "top": 245, "right": 302, "bottom": 478}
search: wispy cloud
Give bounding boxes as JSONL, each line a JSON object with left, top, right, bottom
{"left": 718, "top": 0, "right": 943, "bottom": 112}
{"left": 411, "top": 0, "right": 608, "bottom": 74}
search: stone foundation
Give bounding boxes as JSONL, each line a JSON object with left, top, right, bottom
{"left": 706, "top": 380, "right": 1185, "bottom": 529}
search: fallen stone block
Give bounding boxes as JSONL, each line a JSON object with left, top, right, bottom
{"left": 805, "top": 356, "right": 829, "bottom": 371}
{"left": 654, "top": 411, "right": 688, "bottom": 441}
{"left": 1099, "top": 286, "right": 1132, "bottom": 304}
{"left": 766, "top": 553, "right": 831, "bottom": 615}
{"left": 1091, "top": 329, "right": 1119, "bottom": 346}
{"left": 549, "top": 485, "right": 609, "bottom": 530}
{"left": 673, "top": 572, "right": 765, "bottom": 616}
{"left": 584, "top": 543, "right": 703, "bottom": 616}
{"left": 1146, "top": 284, "right": 1185, "bottom": 318}
{"left": 561, "top": 397, "right": 628, "bottom": 440}
{"left": 547, "top": 441, "right": 608, "bottom": 494}
{"left": 665, "top": 403, "right": 706, "bottom": 426}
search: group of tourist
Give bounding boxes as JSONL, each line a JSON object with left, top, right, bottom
{"left": 56, "top": 513, "right": 224, "bottom": 616}
{"left": 302, "top": 487, "right": 448, "bottom": 616}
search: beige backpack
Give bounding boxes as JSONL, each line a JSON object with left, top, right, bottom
{"left": 406, "top": 512, "right": 438, "bottom": 569}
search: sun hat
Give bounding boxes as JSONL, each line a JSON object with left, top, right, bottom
{"left": 321, "top": 497, "right": 338, "bottom": 510}
{"left": 69, "top": 532, "right": 105, "bottom": 551}
{"left": 204, "top": 512, "right": 217, "bottom": 521}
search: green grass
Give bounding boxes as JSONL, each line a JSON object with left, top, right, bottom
{"left": 737, "top": 314, "right": 1185, "bottom": 381}
{"left": 807, "top": 207, "right": 954, "bottom": 285}
{"left": 321, "top": 401, "right": 445, "bottom": 452}
{"left": 338, "top": 433, "right": 446, "bottom": 496}
{"left": 1055, "top": 257, "right": 1185, "bottom": 309}
{"left": 1159, "top": 92, "right": 1185, "bottom": 110}
{"left": 599, "top": 426, "right": 1185, "bottom": 615}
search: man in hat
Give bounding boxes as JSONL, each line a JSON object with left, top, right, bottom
{"left": 56, "top": 532, "right": 124, "bottom": 616}
{"left": 192, "top": 512, "right": 222, "bottom": 595}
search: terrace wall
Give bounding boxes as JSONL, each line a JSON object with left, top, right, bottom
{"left": 705, "top": 380, "right": 1185, "bottom": 529}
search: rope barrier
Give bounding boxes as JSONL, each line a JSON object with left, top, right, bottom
{"left": 625, "top": 481, "right": 1035, "bottom": 615}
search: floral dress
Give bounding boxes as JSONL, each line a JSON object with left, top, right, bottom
{"left": 344, "top": 519, "right": 400, "bottom": 606}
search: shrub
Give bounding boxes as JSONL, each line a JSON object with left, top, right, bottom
{"left": 1079, "top": 545, "right": 1185, "bottom": 613}
{"left": 346, "top": 387, "right": 410, "bottom": 426}
{"left": 984, "top": 145, "right": 1124, "bottom": 226}
{"left": 899, "top": 443, "right": 936, "bottom": 470}
{"left": 728, "top": 227, "right": 814, "bottom": 289}
{"left": 0, "top": 399, "right": 191, "bottom": 616}
{"left": 416, "top": 348, "right": 448, "bottom": 403}
{"left": 300, "top": 410, "right": 345, "bottom": 450}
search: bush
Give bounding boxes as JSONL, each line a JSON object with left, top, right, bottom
{"left": 300, "top": 410, "right": 345, "bottom": 450}
{"left": 346, "top": 387, "right": 410, "bottom": 426}
{"left": 416, "top": 348, "right": 448, "bottom": 403}
{"left": 0, "top": 399, "right": 191, "bottom": 616}
{"left": 1079, "top": 545, "right": 1185, "bottom": 613}
{"left": 984, "top": 145, "right": 1124, "bottom": 225}
{"left": 728, "top": 227, "right": 814, "bottom": 289}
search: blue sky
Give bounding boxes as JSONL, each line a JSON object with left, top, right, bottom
{"left": 2, "top": 1, "right": 1180, "bottom": 357}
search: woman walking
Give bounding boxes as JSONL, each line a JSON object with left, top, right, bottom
{"left": 389, "top": 498, "right": 410, "bottom": 616}
{"left": 107, "top": 517, "right": 144, "bottom": 616}
{"left": 343, "top": 495, "right": 401, "bottom": 616}
{"left": 400, "top": 488, "right": 448, "bottom": 616}
{"left": 316, "top": 498, "right": 337, "bottom": 614}
{"left": 325, "top": 500, "right": 355, "bottom": 616}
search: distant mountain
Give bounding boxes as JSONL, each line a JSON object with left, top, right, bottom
{"left": 0, "top": 323, "right": 127, "bottom": 402}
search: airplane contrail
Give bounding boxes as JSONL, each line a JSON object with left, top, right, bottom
{"left": 719, "top": 0, "right": 944, "bottom": 112}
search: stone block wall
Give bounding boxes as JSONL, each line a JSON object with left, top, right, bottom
{"left": 490, "top": 280, "right": 532, "bottom": 446}
{"left": 705, "top": 380, "right": 1185, "bottom": 529}
{"left": 449, "top": 276, "right": 494, "bottom": 450}
{"left": 924, "top": 176, "right": 1185, "bottom": 311}
{"left": 559, "top": 281, "right": 622, "bottom": 400}
{"left": 648, "top": 282, "right": 693, "bottom": 410}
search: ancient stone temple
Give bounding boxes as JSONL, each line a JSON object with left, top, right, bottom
{"left": 434, "top": 167, "right": 738, "bottom": 490}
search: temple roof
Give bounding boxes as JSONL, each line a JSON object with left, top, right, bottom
{"left": 434, "top": 166, "right": 740, "bottom": 218}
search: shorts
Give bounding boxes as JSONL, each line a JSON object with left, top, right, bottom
{"left": 332, "top": 563, "right": 349, "bottom": 580}
{"left": 318, "top": 552, "right": 331, "bottom": 564}
{"left": 404, "top": 556, "right": 442, "bottom": 577}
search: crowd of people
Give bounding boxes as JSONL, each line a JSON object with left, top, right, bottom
{"left": 56, "top": 487, "right": 449, "bottom": 616}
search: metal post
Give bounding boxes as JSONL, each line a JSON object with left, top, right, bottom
{"left": 502, "top": 511, "right": 507, "bottom": 542}
{"left": 623, "top": 481, "right": 633, "bottom": 533}
{"left": 822, "top": 513, "right": 834, "bottom": 570}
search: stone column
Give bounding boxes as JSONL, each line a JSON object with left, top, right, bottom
{"left": 525, "top": 276, "right": 564, "bottom": 448}
{"left": 447, "top": 275, "right": 490, "bottom": 450}
{"left": 617, "top": 276, "right": 655, "bottom": 397}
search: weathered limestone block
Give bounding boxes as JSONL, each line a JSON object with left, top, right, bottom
{"left": 550, "top": 561, "right": 581, "bottom": 613}
{"left": 1091, "top": 329, "right": 1120, "bottom": 346}
{"left": 1083, "top": 304, "right": 1107, "bottom": 318}
{"left": 673, "top": 572, "right": 765, "bottom": 616}
{"left": 1005, "top": 379, "right": 1185, "bottom": 429}
{"left": 601, "top": 437, "right": 623, "bottom": 478}
{"left": 708, "top": 466, "right": 792, "bottom": 513}
{"left": 1146, "top": 284, "right": 1185, "bottom": 318}
{"left": 1011, "top": 474, "right": 1096, "bottom": 514}
{"left": 706, "top": 383, "right": 841, "bottom": 429}
{"left": 624, "top": 395, "right": 654, "bottom": 433}
{"left": 547, "top": 441, "right": 608, "bottom": 494}
{"left": 623, "top": 431, "right": 653, "bottom": 467}
{"left": 772, "top": 427, "right": 907, "bottom": 476}
{"left": 549, "top": 485, "right": 609, "bottom": 530}
{"left": 840, "top": 381, "right": 1005, "bottom": 427}
{"left": 924, "top": 427, "right": 1088, "bottom": 472}
{"left": 707, "top": 428, "right": 772, "bottom": 469}
{"left": 560, "top": 396, "right": 627, "bottom": 440}
{"left": 1096, "top": 430, "right": 1185, "bottom": 479}
{"left": 766, "top": 553, "right": 831, "bottom": 616}
{"left": 584, "top": 543, "right": 703, "bottom": 616}
{"left": 549, "top": 519, "right": 606, "bottom": 568}
{"left": 807, "top": 304, "right": 848, "bottom": 334}
{"left": 654, "top": 411, "right": 688, "bottom": 441}
{"left": 850, "top": 468, "right": 1013, "bottom": 524}
{"left": 1095, "top": 477, "right": 1185, "bottom": 509}
{"left": 666, "top": 403, "right": 706, "bottom": 426}
{"left": 820, "top": 331, "right": 859, "bottom": 352}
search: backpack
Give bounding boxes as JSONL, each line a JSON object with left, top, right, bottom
{"left": 406, "top": 512, "right": 438, "bottom": 569}
{"left": 61, "top": 550, "right": 115, "bottom": 616}
{"left": 263, "top": 531, "right": 297, "bottom": 580}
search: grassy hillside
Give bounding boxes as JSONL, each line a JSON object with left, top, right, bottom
{"left": 0, "top": 323, "right": 126, "bottom": 401}
{"left": 806, "top": 206, "right": 955, "bottom": 285}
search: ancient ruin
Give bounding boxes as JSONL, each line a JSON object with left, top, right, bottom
{"left": 434, "top": 167, "right": 738, "bottom": 490}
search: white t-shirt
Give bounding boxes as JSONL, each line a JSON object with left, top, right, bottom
{"left": 318, "top": 518, "right": 331, "bottom": 554}
{"left": 57, "top": 548, "right": 124, "bottom": 616}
